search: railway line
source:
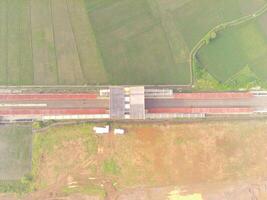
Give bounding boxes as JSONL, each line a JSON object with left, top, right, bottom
{"left": 0, "top": 87, "right": 267, "bottom": 121}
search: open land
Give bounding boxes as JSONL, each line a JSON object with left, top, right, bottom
{"left": 0, "top": 0, "right": 266, "bottom": 85}
{"left": 2, "top": 120, "right": 266, "bottom": 199}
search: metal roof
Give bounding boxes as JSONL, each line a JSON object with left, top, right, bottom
{"left": 129, "top": 87, "right": 145, "bottom": 119}
{"left": 109, "top": 87, "right": 125, "bottom": 119}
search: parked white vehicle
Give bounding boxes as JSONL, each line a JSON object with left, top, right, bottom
{"left": 93, "top": 125, "right": 109, "bottom": 134}
{"left": 114, "top": 128, "right": 125, "bottom": 135}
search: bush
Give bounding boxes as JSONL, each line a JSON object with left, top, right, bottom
{"left": 102, "top": 158, "right": 120, "bottom": 175}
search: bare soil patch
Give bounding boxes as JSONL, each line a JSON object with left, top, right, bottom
{"left": 10, "top": 120, "right": 267, "bottom": 199}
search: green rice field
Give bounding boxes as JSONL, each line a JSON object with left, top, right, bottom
{"left": 0, "top": 0, "right": 266, "bottom": 85}
{"left": 0, "top": 0, "right": 107, "bottom": 85}
{"left": 198, "top": 12, "right": 267, "bottom": 83}
{"left": 0, "top": 125, "right": 32, "bottom": 180}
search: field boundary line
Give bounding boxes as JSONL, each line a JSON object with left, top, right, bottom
{"left": 190, "top": 3, "right": 267, "bottom": 86}
{"left": 224, "top": 53, "right": 266, "bottom": 84}
{"left": 49, "top": 0, "right": 60, "bottom": 84}
{"left": 66, "top": 0, "right": 86, "bottom": 84}
{"left": 28, "top": 0, "right": 34, "bottom": 85}
{"left": 64, "top": 0, "right": 83, "bottom": 84}
{"left": 4, "top": 0, "right": 8, "bottom": 84}
{"left": 19, "top": 1, "right": 22, "bottom": 85}
{"left": 6, "top": 0, "right": 9, "bottom": 84}
{"left": 224, "top": 66, "right": 250, "bottom": 85}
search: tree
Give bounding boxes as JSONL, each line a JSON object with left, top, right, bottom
{"left": 210, "top": 31, "right": 217, "bottom": 40}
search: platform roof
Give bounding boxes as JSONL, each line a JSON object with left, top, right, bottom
{"left": 109, "top": 87, "right": 125, "bottom": 119}
{"left": 129, "top": 87, "right": 145, "bottom": 119}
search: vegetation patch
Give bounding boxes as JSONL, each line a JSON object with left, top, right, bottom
{"left": 102, "top": 158, "right": 121, "bottom": 176}
{"left": 0, "top": 177, "right": 32, "bottom": 194}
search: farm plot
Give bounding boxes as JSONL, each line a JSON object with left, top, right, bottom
{"left": 0, "top": 0, "right": 266, "bottom": 86}
{"left": 0, "top": 0, "right": 108, "bottom": 85}
{"left": 0, "top": 125, "right": 32, "bottom": 180}
{"left": 85, "top": 0, "right": 265, "bottom": 85}
{"left": 0, "top": 0, "right": 7, "bottom": 85}
{"left": 87, "top": 0, "right": 191, "bottom": 85}
{"left": 7, "top": 0, "right": 33, "bottom": 85}
{"left": 31, "top": 0, "right": 58, "bottom": 85}
{"left": 198, "top": 17, "right": 267, "bottom": 82}
{"left": 51, "top": 0, "right": 84, "bottom": 85}
{"left": 171, "top": 0, "right": 256, "bottom": 49}
{"left": 66, "top": 0, "right": 108, "bottom": 85}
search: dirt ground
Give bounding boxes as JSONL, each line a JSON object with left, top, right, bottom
{"left": 6, "top": 119, "right": 267, "bottom": 200}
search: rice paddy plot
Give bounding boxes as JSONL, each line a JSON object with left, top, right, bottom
{"left": 198, "top": 18, "right": 267, "bottom": 82}
{"left": 51, "top": 0, "right": 84, "bottom": 85}
{"left": 0, "top": 0, "right": 266, "bottom": 86}
{"left": 7, "top": 0, "right": 33, "bottom": 85}
{"left": 0, "top": 0, "right": 108, "bottom": 85}
{"left": 0, "top": 125, "right": 32, "bottom": 180}
{"left": 172, "top": 0, "right": 245, "bottom": 49}
{"left": 87, "top": 0, "right": 191, "bottom": 85}
{"left": 66, "top": 0, "right": 108, "bottom": 85}
{"left": 31, "top": 0, "right": 58, "bottom": 85}
{"left": 0, "top": 0, "right": 8, "bottom": 85}
{"left": 86, "top": 0, "right": 265, "bottom": 85}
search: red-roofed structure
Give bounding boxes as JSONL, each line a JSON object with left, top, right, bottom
{"left": 0, "top": 108, "right": 107, "bottom": 115}
{"left": 174, "top": 92, "right": 253, "bottom": 99}
{"left": 0, "top": 93, "right": 97, "bottom": 101}
{"left": 147, "top": 107, "right": 253, "bottom": 114}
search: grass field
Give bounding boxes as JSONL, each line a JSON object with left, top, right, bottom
{"left": 0, "top": 125, "right": 32, "bottom": 181}
{"left": 0, "top": 0, "right": 266, "bottom": 85}
{"left": 198, "top": 13, "right": 267, "bottom": 83}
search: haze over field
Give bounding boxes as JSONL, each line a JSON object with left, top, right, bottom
{"left": 2, "top": 0, "right": 267, "bottom": 199}
{"left": 0, "top": 0, "right": 266, "bottom": 85}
